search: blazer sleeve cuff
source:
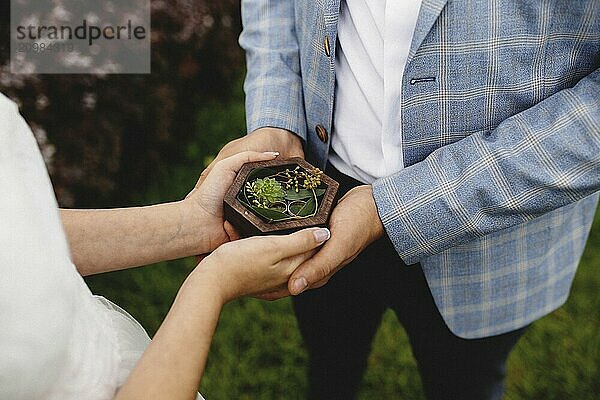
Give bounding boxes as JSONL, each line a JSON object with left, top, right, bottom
{"left": 372, "top": 160, "right": 463, "bottom": 265}
{"left": 245, "top": 81, "right": 307, "bottom": 141}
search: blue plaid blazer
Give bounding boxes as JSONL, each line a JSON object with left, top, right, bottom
{"left": 240, "top": 0, "right": 600, "bottom": 338}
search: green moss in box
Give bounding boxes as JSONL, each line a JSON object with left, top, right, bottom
{"left": 238, "top": 166, "right": 327, "bottom": 223}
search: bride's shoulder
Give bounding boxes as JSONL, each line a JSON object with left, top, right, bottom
{"left": 0, "top": 93, "right": 23, "bottom": 144}
{"left": 0, "top": 92, "right": 47, "bottom": 166}
{"left": 0, "top": 92, "right": 20, "bottom": 124}
{"left": 0, "top": 92, "right": 18, "bottom": 109}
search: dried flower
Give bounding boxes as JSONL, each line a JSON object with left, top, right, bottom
{"left": 302, "top": 168, "right": 322, "bottom": 189}
{"left": 280, "top": 167, "right": 323, "bottom": 191}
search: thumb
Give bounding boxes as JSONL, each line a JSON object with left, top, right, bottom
{"left": 289, "top": 147, "right": 305, "bottom": 159}
{"left": 200, "top": 151, "right": 280, "bottom": 190}
{"left": 194, "top": 162, "right": 215, "bottom": 189}
{"left": 271, "top": 227, "right": 331, "bottom": 260}
{"left": 288, "top": 242, "right": 343, "bottom": 295}
{"left": 215, "top": 151, "right": 279, "bottom": 175}
{"left": 224, "top": 221, "right": 242, "bottom": 241}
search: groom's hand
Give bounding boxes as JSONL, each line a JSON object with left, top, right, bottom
{"left": 287, "top": 185, "right": 385, "bottom": 295}
{"left": 257, "top": 185, "right": 384, "bottom": 300}
{"left": 198, "top": 127, "right": 304, "bottom": 186}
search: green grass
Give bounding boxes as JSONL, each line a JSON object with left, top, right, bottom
{"left": 86, "top": 99, "right": 600, "bottom": 399}
{"left": 87, "top": 208, "right": 600, "bottom": 399}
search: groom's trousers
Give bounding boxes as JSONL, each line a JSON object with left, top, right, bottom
{"left": 292, "top": 165, "right": 528, "bottom": 400}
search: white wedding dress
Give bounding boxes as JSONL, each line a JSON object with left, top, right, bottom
{"left": 0, "top": 93, "right": 204, "bottom": 400}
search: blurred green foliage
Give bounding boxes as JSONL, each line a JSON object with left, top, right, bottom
{"left": 0, "top": 0, "right": 244, "bottom": 207}
{"left": 86, "top": 94, "right": 600, "bottom": 399}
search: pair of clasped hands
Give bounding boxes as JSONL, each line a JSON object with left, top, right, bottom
{"left": 111, "top": 127, "right": 386, "bottom": 398}
{"left": 191, "top": 127, "right": 385, "bottom": 303}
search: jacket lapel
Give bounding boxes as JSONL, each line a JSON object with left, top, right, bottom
{"left": 323, "top": 0, "right": 342, "bottom": 32}
{"left": 408, "top": 0, "right": 449, "bottom": 63}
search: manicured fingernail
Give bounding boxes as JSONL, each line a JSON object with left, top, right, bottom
{"left": 292, "top": 277, "right": 308, "bottom": 295}
{"left": 263, "top": 151, "right": 279, "bottom": 157}
{"left": 313, "top": 228, "right": 330, "bottom": 243}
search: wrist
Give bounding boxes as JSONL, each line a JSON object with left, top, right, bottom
{"left": 251, "top": 126, "right": 294, "bottom": 137}
{"left": 186, "top": 260, "right": 229, "bottom": 308}
{"left": 362, "top": 185, "right": 385, "bottom": 242}
{"left": 251, "top": 127, "right": 304, "bottom": 158}
{"left": 180, "top": 198, "right": 214, "bottom": 255}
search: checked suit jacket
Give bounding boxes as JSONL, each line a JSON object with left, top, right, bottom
{"left": 239, "top": 0, "right": 600, "bottom": 339}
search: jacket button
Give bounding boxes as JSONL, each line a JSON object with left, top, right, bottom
{"left": 316, "top": 124, "right": 329, "bottom": 143}
{"left": 324, "top": 36, "right": 331, "bottom": 57}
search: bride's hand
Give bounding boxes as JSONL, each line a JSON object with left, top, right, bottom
{"left": 184, "top": 151, "right": 279, "bottom": 252}
{"left": 190, "top": 227, "right": 331, "bottom": 303}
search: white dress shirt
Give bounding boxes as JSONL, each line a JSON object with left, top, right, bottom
{"left": 330, "top": 0, "right": 423, "bottom": 183}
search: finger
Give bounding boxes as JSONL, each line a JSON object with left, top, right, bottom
{"left": 195, "top": 254, "right": 207, "bottom": 265}
{"left": 247, "top": 280, "right": 288, "bottom": 300}
{"left": 289, "top": 147, "right": 305, "bottom": 159}
{"left": 270, "top": 227, "right": 330, "bottom": 260}
{"left": 308, "top": 276, "right": 331, "bottom": 290}
{"left": 201, "top": 151, "right": 279, "bottom": 189}
{"left": 194, "top": 137, "right": 244, "bottom": 187}
{"left": 283, "top": 248, "right": 319, "bottom": 270}
{"left": 288, "top": 239, "right": 346, "bottom": 295}
{"left": 195, "top": 164, "right": 214, "bottom": 188}
{"left": 197, "top": 148, "right": 278, "bottom": 189}
{"left": 217, "top": 150, "right": 279, "bottom": 173}
{"left": 251, "top": 282, "right": 286, "bottom": 296}
{"left": 252, "top": 286, "right": 291, "bottom": 301}
{"left": 194, "top": 155, "right": 220, "bottom": 189}
{"left": 224, "top": 221, "right": 242, "bottom": 241}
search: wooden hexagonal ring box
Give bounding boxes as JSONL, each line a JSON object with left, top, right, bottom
{"left": 224, "top": 157, "right": 340, "bottom": 237}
